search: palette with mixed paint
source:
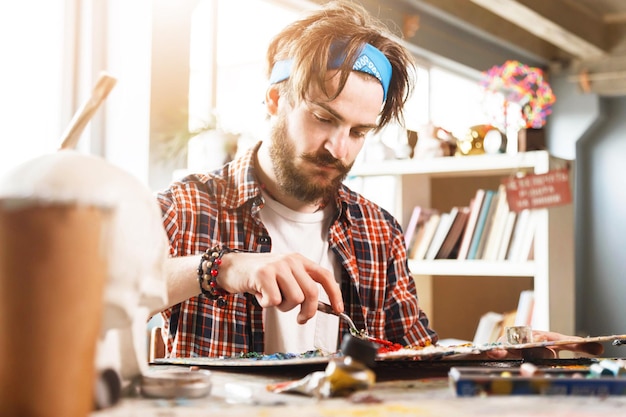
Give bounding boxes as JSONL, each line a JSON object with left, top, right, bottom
{"left": 377, "top": 333, "right": 626, "bottom": 361}
{"left": 155, "top": 350, "right": 336, "bottom": 367}
{"left": 154, "top": 333, "right": 626, "bottom": 369}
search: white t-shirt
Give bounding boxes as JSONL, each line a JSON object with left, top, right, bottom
{"left": 259, "top": 193, "right": 341, "bottom": 354}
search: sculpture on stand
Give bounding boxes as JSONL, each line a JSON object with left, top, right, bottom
{"left": 479, "top": 60, "right": 556, "bottom": 153}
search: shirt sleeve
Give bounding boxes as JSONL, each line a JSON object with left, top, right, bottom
{"left": 384, "top": 221, "right": 439, "bottom": 347}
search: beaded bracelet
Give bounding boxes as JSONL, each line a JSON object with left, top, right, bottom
{"left": 197, "top": 245, "right": 231, "bottom": 307}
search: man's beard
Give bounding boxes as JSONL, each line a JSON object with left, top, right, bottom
{"left": 268, "top": 114, "right": 352, "bottom": 205}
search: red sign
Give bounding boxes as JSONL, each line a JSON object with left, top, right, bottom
{"left": 503, "top": 168, "right": 572, "bottom": 212}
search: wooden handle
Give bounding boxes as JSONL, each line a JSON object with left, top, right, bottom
{"left": 59, "top": 72, "right": 117, "bottom": 150}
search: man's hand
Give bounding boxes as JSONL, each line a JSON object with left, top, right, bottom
{"left": 219, "top": 251, "right": 344, "bottom": 324}
{"left": 486, "top": 330, "right": 604, "bottom": 360}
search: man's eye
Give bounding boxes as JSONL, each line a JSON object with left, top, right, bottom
{"left": 313, "top": 113, "right": 332, "bottom": 123}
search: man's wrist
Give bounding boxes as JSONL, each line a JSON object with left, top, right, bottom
{"left": 197, "top": 245, "right": 231, "bottom": 307}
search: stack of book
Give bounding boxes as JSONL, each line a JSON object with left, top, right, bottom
{"left": 405, "top": 185, "right": 537, "bottom": 261}
{"left": 472, "top": 290, "right": 535, "bottom": 345}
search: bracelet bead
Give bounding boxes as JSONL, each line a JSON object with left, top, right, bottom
{"left": 197, "top": 245, "right": 230, "bottom": 307}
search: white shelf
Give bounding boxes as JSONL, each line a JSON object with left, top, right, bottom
{"left": 350, "top": 151, "right": 551, "bottom": 178}
{"left": 348, "top": 149, "right": 574, "bottom": 338}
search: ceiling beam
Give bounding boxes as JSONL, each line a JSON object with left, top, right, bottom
{"left": 604, "top": 12, "right": 626, "bottom": 24}
{"left": 358, "top": 0, "right": 550, "bottom": 71}
{"left": 518, "top": 0, "right": 606, "bottom": 50}
{"left": 403, "top": 0, "right": 571, "bottom": 65}
{"left": 470, "top": 0, "right": 606, "bottom": 59}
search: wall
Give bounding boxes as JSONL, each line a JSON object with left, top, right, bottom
{"left": 546, "top": 75, "right": 602, "bottom": 161}
{"left": 547, "top": 71, "right": 626, "bottom": 356}
{"left": 575, "top": 97, "right": 626, "bottom": 357}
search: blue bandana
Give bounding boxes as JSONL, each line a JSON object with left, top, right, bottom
{"left": 268, "top": 43, "right": 392, "bottom": 101}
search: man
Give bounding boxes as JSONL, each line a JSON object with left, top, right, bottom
{"left": 157, "top": 1, "right": 436, "bottom": 358}
{"left": 156, "top": 1, "right": 598, "bottom": 359}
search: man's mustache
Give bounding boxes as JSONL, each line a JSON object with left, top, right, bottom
{"left": 301, "top": 152, "right": 350, "bottom": 172}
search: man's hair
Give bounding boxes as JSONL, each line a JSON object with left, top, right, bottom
{"left": 266, "top": 0, "right": 415, "bottom": 130}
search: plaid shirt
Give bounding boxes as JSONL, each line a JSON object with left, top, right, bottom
{"left": 157, "top": 142, "right": 438, "bottom": 357}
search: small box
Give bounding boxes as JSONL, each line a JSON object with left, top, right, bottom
{"left": 449, "top": 364, "right": 626, "bottom": 397}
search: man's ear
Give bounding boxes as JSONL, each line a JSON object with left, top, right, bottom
{"left": 265, "top": 86, "right": 280, "bottom": 116}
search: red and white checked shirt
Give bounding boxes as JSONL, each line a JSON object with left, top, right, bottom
{"left": 156, "top": 142, "right": 438, "bottom": 357}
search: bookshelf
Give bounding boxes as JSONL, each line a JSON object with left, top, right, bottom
{"left": 348, "top": 150, "right": 574, "bottom": 341}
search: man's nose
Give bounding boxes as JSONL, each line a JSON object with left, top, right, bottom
{"left": 324, "top": 128, "right": 350, "bottom": 161}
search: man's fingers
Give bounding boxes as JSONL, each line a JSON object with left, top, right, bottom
{"left": 253, "top": 287, "right": 282, "bottom": 308}
{"left": 241, "top": 252, "right": 343, "bottom": 325}
{"left": 290, "top": 264, "right": 322, "bottom": 324}
{"left": 532, "top": 330, "right": 605, "bottom": 357}
{"left": 304, "top": 263, "right": 344, "bottom": 314}
{"left": 485, "top": 347, "right": 513, "bottom": 360}
{"left": 250, "top": 267, "right": 284, "bottom": 308}
{"left": 521, "top": 347, "right": 557, "bottom": 360}
{"left": 562, "top": 342, "right": 604, "bottom": 356}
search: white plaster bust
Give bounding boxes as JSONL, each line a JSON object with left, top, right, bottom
{"left": 0, "top": 150, "right": 169, "bottom": 382}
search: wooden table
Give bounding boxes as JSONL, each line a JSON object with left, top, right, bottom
{"left": 92, "top": 360, "right": 626, "bottom": 417}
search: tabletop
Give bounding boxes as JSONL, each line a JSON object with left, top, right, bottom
{"left": 92, "top": 359, "right": 626, "bottom": 417}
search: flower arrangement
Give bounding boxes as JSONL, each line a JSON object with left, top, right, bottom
{"left": 480, "top": 60, "right": 556, "bottom": 129}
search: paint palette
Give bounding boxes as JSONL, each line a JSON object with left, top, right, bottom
{"left": 377, "top": 333, "right": 626, "bottom": 361}
{"left": 155, "top": 355, "right": 333, "bottom": 368}
{"left": 154, "top": 334, "right": 626, "bottom": 368}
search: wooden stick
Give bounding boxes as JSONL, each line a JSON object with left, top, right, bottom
{"left": 59, "top": 72, "right": 117, "bottom": 150}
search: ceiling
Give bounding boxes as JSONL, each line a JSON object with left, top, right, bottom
{"left": 302, "top": 0, "right": 626, "bottom": 94}
{"left": 393, "top": 0, "right": 626, "bottom": 93}
{"left": 402, "top": 0, "right": 626, "bottom": 62}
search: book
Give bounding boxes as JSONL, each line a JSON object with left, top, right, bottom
{"left": 514, "top": 290, "right": 535, "bottom": 327}
{"left": 516, "top": 210, "right": 538, "bottom": 262}
{"left": 425, "top": 210, "right": 455, "bottom": 260}
{"left": 408, "top": 219, "right": 428, "bottom": 259}
{"left": 507, "top": 209, "right": 537, "bottom": 262}
{"left": 408, "top": 209, "right": 436, "bottom": 259}
{"left": 482, "top": 184, "right": 509, "bottom": 261}
{"left": 475, "top": 188, "right": 500, "bottom": 259}
{"left": 406, "top": 208, "right": 436, "bottom": 256}
{"left": 436, "top": 206, "right": 470, "bottom": 259}
{"left": 467, "top": 190, "right": 495, "bottom": 260}
{"left": 456, "top": 189, "right": 487, "bottom": 260}
{"left": 506, "top": 208, "right": 531, "bottom": 261}
{"left": 472, "top": 311, "right": 504, "bottom": 345}
{"left": 411, "top": 213, "right": 441, "bottom": 260}
{"left": 498, "top": 309, "right": 518, "bottom": 340}
{"left": 496, "top": 210, "right": 517, "bottom": 261}
{"left": 403, "top": 206, "right": 423, "bottom": 250}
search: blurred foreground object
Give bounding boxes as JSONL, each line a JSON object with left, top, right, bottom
{"left": 0, "top": 150, "right": 170, "bottom": 412}
{"left": 267, "top": 334, "right": 377, "bottom": 398}
{"left": 59, "top": 72, "right": 117, "bottom": 150}
{"left": 0, "top": 195, "right": 111, "bottom": 417}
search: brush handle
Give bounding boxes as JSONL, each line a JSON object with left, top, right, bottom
{"left": 59, "top": 72, "right": 117, "bottom": 150}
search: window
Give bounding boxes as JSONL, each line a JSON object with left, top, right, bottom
{"left": 1, "top": 0, "right": 497, "bottom": 193}
{"left": 188, "top": 1, "right": 491, "bottom": 158}
{"left": 0, "top": 1, "right": 66, "bottom": 178}
{"left": 430, "top": 66, "right": 489, "bottom": 139}
{"left": 189, "top": 0, "right": 303, "bottom": 137}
